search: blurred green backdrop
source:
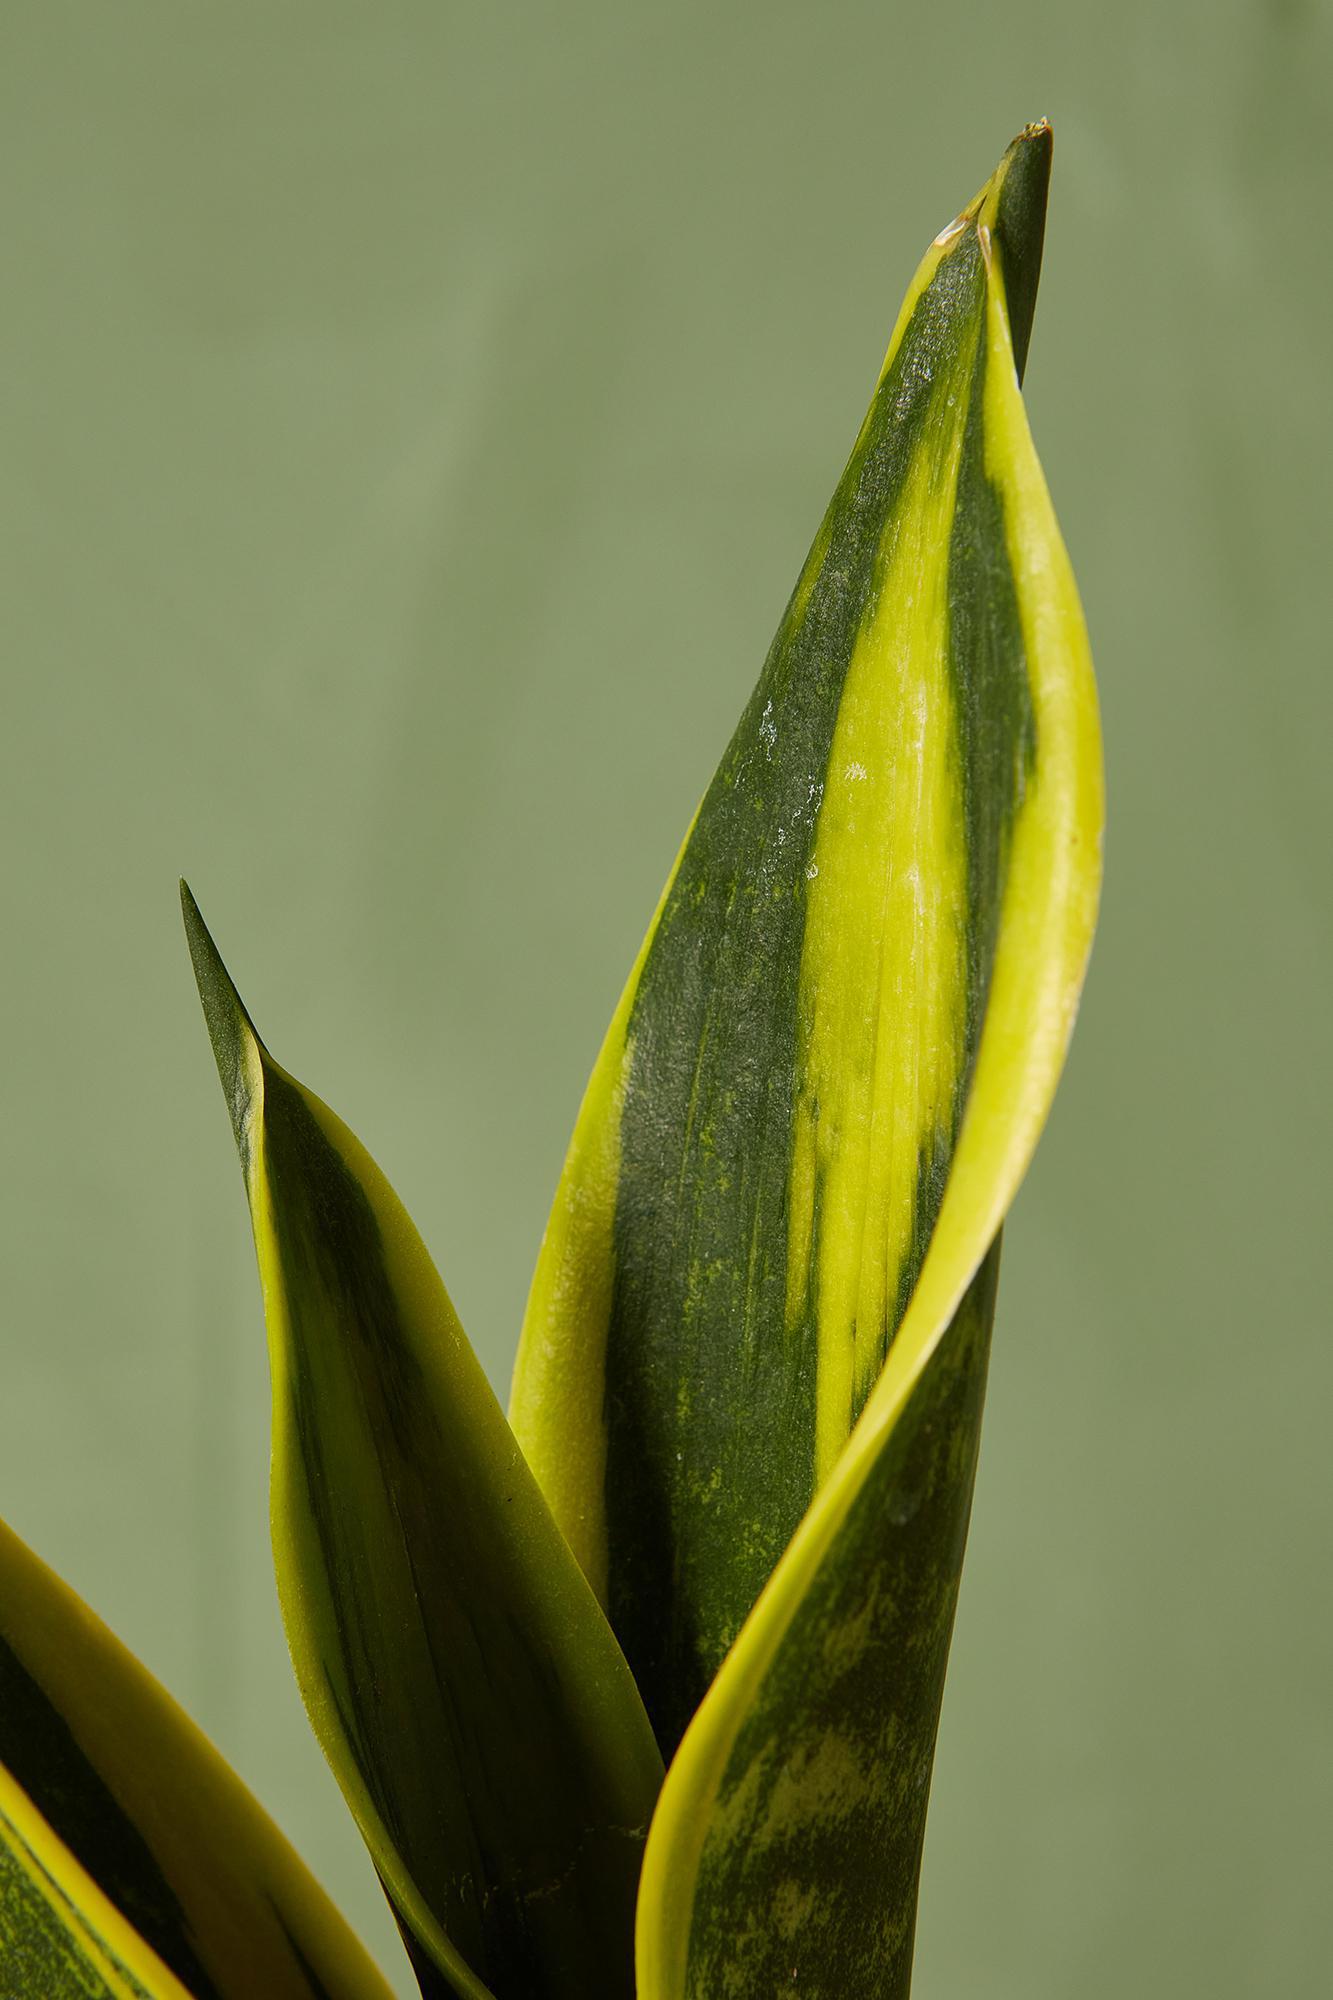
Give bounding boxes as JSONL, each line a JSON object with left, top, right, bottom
{"left": 2, "top": 4, "right": 1328, "bottom": 1994}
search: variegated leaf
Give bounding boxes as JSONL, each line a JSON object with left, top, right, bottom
{"left": 0, "top": 1515, "right": 395, "bottom": 2000}
{"left": 509, "top": 123, "right": 1102, "bottom": 1995}
{"left": 183, "top": 891, "right": 664, "bottom": 2000}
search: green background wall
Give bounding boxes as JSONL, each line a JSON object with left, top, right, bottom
{"left": 2, "top": 4, "right": 1327, "bottom": 1992}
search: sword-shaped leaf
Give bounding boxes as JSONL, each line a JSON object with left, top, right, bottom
{"left": 0, "top": 1514, "right": 395, "bottom": 2000}
{"left": 182, "top": 890, "right": 664, "bottom": 2000}
{"left": 511, "top": 123, "right": 1102, "bottom": 1994}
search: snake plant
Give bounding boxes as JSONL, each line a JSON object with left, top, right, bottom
{"left": 0, "top": 122, "right": 1102, "bottom": 2000}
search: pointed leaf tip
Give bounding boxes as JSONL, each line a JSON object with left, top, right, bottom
{"left": 180, "top": 882, "right": 265, "bottom": 1162}
{"left": 989, "top": 120, "right": 1053, "bottom": 385}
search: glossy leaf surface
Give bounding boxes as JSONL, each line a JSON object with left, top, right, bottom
{"left": 183, "top": 890, "right": 664, "bottom": 2000}
{"left": 0, "top": 1515, "right": 394, "bottom": 2000}
{"left": 511, "top": 123, "right": 1103, "bottom": 1995}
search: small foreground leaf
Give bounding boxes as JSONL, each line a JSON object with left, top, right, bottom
{"left": 0, "top": 1514, "right": 395, "bottom": 2000}
{"left": 1, "top": 1762, "right": 191, "bottom": 2000}
{"left": 182, "top": 888, "right": 664, "bottom": 2000}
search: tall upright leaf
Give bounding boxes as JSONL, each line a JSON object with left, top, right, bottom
{"left": 183, "top": 891, "right": 664, "bottom": 2000}
{"left": 0, "top": 1515, "right": 395, "bottom": 2000}
{"left": 511, "top": 122, "right": 1103, "bottom": 1993}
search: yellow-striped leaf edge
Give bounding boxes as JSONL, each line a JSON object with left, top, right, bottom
{"left": 1, "top": 1763, "right": 191, "bottom": 2000}
{"left": 0, "top": 1517, "right": 396, "bottom": 2000}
